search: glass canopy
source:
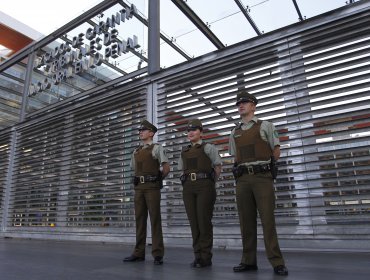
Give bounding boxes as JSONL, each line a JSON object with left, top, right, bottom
{"left": 0, "top": 0, "right": 359, "bottom": 129}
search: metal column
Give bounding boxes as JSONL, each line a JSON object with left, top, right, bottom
{"left": 1, "top": 128, "right": 17, "bottom": 232}
{"left": 148, "top": 0, "right": 160, "bottom": 74}
{"left": 19, "top": 52, "right": 35, "bottom": 121}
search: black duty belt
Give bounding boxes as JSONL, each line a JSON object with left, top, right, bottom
{"left": 180, "top": 172, "right": 213, "bottom": 182}
{"left": 134, "top": 175, "right": 159, "bottom": 185}
{"left": 237, "top": 164, "right": 271, "bottom": 177}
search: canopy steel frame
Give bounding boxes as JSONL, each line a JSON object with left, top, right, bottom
{"left": 170, "top": 0, "right": 225, "bottom": 49}
{"left": 292, "top": 0, "right": 304, "bottom": 21}
{"left": 118, "top": 0, "right": 192, "bottom": 61}
{"left": 234, "top": 0, "right": 262, "bottom": 36}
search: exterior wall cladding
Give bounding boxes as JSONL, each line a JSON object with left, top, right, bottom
{"left": 1, "top": 3, "right": 370, "bottom": 250}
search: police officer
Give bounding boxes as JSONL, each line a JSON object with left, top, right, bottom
{"left": 178, "top": 119, "right": 222, "bottom": 268}
{"left": 123, "top": 120, "right": 170, "bottom": 265}
{"left": 229, "top": 92, "right": 288, "bottom": 276}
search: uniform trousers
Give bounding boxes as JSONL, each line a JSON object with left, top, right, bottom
{"left": 182, "top": 179, "right": 216, "bottom": 262}
{"left": 236, "top": 172, "right": 285, "bottom": 267}
{"left": 133, "top": 184, "right": 164, "bottom": 258}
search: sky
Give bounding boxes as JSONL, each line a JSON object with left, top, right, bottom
{"left": 1, "top": 0, "right": 101, "bottom": 37}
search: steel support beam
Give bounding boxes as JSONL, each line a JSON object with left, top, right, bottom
{"left": 148, "top": 0, "right": 161, "bottom": 74}
{"left": 1, "top": 128, "right": 17, "bottom": 232}
{"left": 171, "top": 0, "right": 225, "bottom": 49}
{"left": 234, "top": 0, "right": 262, "bottom": 36}
{"left": 19, "top": 52, "right": 35, "bottom": 121}
{"left": 26, "top": 67, "right": 148, "bottom": 121}
{"left": 118, "top": 1, "right": 192, "bottom": 61}
{"left": 292, "top": 0, "right": 304, "bottom": 21}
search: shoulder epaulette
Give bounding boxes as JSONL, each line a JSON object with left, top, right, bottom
{"left": 234, "top": 122, "right": 242, "bottom": 130}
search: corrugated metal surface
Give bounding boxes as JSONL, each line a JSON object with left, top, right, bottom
{"left": 156, "top": 7, "right": 370, "bottom": 239}
{"left": 6, "top": 85, "right": 147, "bottom": 231}
{"left": 0, "top": 129, "right": 11, "bottom": 228}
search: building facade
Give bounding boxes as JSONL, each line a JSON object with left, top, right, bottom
{"left": 0, "top": 0, "right": 369, "bottom": 250}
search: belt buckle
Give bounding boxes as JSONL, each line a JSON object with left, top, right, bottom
{"left": 247, "top": 166, "right": 254, "bottom": 175}
{"left": 190, "top": 173, "right": 197, "bottom": 181}
{"left": 139, "top": 176, "right": 145, "bottom": 183}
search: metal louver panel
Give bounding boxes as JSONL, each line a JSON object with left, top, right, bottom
{"left": 0, "top": 130, "right": 12, "bottom": 228}
{"left": 157, "top": 8, "right": 370, "bottom": 241}
{"left": 7, "top": 86, "right": 147, "bottom": 231}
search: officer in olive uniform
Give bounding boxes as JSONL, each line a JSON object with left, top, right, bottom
{"left": 229, "top": 92, "right": 288, "bottom": 276}
{"left": 178, "top": 119, "right": 222, "bottom": 268}
{"left": 123, "top": 120, "right": 170, "bottom": 265}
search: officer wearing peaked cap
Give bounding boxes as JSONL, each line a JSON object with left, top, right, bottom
{"left": 139, "top": 120, "right": 158, "bottom": 133}
{"left": 235, "top": 91, "right": 258, "bottom": 106}
{"left": 124, "top": 120, "right": 170, "bottom": 265}
{"left": 229, "top": 91, "right": 288, "bottom": 276}
{"left": 178, "top": 119, "right": 222, "bottom": 268}
{"left": 186, "top": 119, "right": 203, "bottom": 130}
